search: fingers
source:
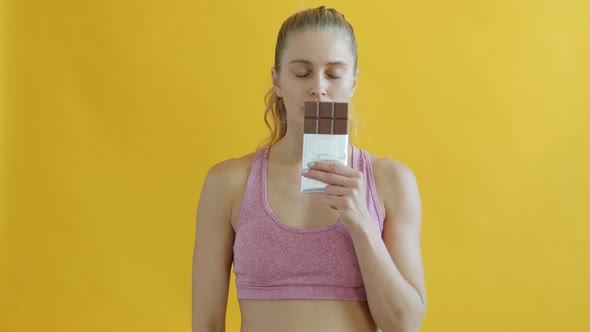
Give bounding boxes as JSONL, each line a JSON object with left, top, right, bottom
{"left": 322, "top": 190, "right": 357, "bottom": 211}
{"left": 302, "top": 161, "right": 363, "bottom": 187}
{"left": 302, "top": 169, "right": 352, "bottom": 187}
{"left": 324, "top": 184, "right": 350, "bottom": 196}
{"left": 306, "top": 161, "right": 359, "bottom": 177}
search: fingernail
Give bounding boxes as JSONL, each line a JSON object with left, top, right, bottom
{"left": 301, "top": 168, "right": 309, "bottom": 174}
{"left": 307, "top": 161, "right": 315, "bottom": 167}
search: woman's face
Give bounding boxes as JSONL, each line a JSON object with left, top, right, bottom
{"left": 272, "top": 30, "right": 358, "bottom": 130}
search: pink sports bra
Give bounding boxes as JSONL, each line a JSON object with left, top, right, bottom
{"left": 233, "top": 145, "right": 384, "bottom": 300}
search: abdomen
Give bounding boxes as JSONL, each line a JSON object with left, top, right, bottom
{"left": 239, "top": 300, "right": 379, "bottom": 332}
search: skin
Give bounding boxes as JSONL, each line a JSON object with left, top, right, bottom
{"left": 193, "top": 30, "right": 426, "bottom": 332}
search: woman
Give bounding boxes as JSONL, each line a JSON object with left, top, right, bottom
{"left": 193, "top": 6, "right": 426, "bottom": 332}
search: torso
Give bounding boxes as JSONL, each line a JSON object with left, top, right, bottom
{"left": 227, "top": 145, "right": 386, "bottom": 332}
{"left": 239, "top": 300, "right": 377, "bottom": 332}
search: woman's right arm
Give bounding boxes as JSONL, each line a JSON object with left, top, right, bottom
{"left": 192, "top": 161, "right": 239, "bottom": 332}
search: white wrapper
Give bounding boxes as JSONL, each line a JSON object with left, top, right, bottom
{"left": 300, "top": 133, "right": 349, "bottom": 193}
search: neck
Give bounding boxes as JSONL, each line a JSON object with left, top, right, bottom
{"left": 268, "top": 128, "right": 304, "bottom": 165}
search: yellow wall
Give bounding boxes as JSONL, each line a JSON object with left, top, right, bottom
{"left": 2, "top": 0, "right": 589, "bottom": 331}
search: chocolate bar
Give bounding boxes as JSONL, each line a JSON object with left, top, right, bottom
{"left": 304, "top": 102, "right": 349, "bottom": 134}
{"left": 300, "top": 101, "right": 349, "bottom": 194}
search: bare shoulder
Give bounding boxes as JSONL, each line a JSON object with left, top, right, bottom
{"left": 367, "top": 152, "right": 422, "bottom": 224}
{"left": 199, "top": 151, "right": 257, "bottom": 228}
{"left": 368, "top": 153, "right": 418, "bottom": 188}
{"left": 204, "top": 152, "right": 256, "bottom": 191}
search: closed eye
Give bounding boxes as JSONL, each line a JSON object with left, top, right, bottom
{"left": 293, "top": 72, "right": 342, "bottom": 79}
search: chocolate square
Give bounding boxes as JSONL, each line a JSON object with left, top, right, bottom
{"left": 334, "top": 119, "right": 348, "bottom": 134}
{"left": 304, "top": 118, "right": 318, "bottom": 134}
{"left": 304, "top": 101, "right": 319, "bottom": 118}
{"left": 319, "top": 102, "right": 333, "bottom": 118}
{"left": 303, "top": 101, "right": 349, "bottom": 135}
{"left": 319, "top": 118, "right": 333, "bottom": 134}
{"left": 334, "top": 102, "right": 348, "bottom": 119}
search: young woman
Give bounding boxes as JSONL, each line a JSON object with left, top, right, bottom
{"left": 193, "top": 6, "right": 426, "bottom": 332}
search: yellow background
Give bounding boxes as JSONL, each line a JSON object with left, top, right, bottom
{"left": 2, "top": 0, "right": 589, "bottom": 331}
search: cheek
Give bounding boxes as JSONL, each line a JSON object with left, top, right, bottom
{"left": 333, "top": 80, "right": 356, "bottom": 95}
{"left": 279, "top": 85, "right": 302, "bottom": 110}
{"left": 281, "top": 80, "right": 308, "bottom": 98}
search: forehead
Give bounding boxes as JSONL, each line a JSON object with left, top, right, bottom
{"left": 282, "top": 30, "right": 353, "bottom": 66}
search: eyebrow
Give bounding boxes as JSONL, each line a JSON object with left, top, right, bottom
{"left": 288, "top": 59, "right": 349, "bottom": 67}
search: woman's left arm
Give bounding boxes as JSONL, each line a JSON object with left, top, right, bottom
{"left": 304, "top": 159, "right": 426, "bottom": 332}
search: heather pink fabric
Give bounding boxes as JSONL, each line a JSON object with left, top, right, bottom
{"left": 233, "top": 145, "right": 384, "bottom": 300}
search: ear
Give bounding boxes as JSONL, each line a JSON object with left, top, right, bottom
{"left": 271, "top": 67, "right": 283, "bottom": 97}
{"left": 350, "top": 69, "right": 359, "bottom": 98}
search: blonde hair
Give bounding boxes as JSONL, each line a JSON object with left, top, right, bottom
{"left": 259, "top": 6, "right": 359, "bottom": 148}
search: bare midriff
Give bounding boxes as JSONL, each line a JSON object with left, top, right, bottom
{"left": 239, "top": 300, "right": 379, "bottom": 332}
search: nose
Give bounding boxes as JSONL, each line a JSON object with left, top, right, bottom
{"left": 308, "top": 76, "right": 327, "bottom": 99}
